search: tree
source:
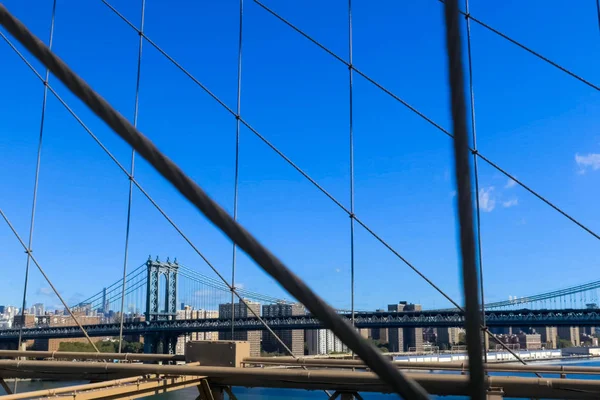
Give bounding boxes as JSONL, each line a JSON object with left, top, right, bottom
{"left": 122, "top": 341, "right": 143, "bottom": 353}
{"left": 557, "top": 338, "right": 573, "bottom": 349}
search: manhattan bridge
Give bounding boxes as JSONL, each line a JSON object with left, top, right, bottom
{"left": 0, "top": 0, "right": 599, "bottom": 399}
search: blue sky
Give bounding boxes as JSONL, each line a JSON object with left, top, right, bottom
{"left": 0, "top": 0, "right": 599, "bottom": 312}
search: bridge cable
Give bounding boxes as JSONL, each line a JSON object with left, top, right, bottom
{"left": 14, "top": 0, "right": 58, "bottom": 393}
{"left": 98, "top": 0, "right": 463, "bottom": 313}
{"left": 98, "top": 0, "right": 600, "bottom": 325}
{"left": 0, "top": 22, "right": 353, "bottom": 381}
{"left": 0, "top": 6, "right": 430, "bottom": 398}
{"left": 597, "top": 0, "right": 600, "bottom": 33}
{"left": 437, "top": 0, "right": 599, "bottom": 92}
{"left": 444, "top": 1, "right": 485, "bottom": 397}
{"left": 117, "top": 0, "right": 146, "bottom": 355}
{"left": 92, "top": 2, "right": 553, "bottom": 370}
{"left": 0, "top": 209, "right": 99, "bottom": 353}
{"left": 348, "top": 0, "right": 356, "bottom": 332}
{"left": 464, "top": 0, "right": 487, "bottom": 364}
{"left": 0, "top": 2, "right": 535, "bottom": 375}
{"left": 250, "top": 0, "right": 600, "bottom": 243}
{"left": 230, "top": 0, "right": 244, "bottom": 342}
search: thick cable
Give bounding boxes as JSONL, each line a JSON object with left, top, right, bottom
{"left": 437, "top": 0, "right": 599, "bottom": 92}
{"left": 444, "top": 1, "right": 485, "bottom": 398}
{"left": 231, "top": 0, "right": 244, "bottom": 340}
{"left": 0, "top": 1, "right": 533, "bottom": 372}
{"left": 464, "top": 0, "right": 487, "bottom": 363}
{"left": 0, "top": 26, "right": 352, "bottom": 381}
{"left": 80, "top": 3, "right": 536, "bottom": 369}
{"left": 347, "top": 0, "right": 356, "bottom": 331}
{"left": 251, "top": 0, "right": 600, "bottom": 243}
{"left": 0, "top": 7, "right": 430, "bottom": 398}
{"left": 118, "top": 0, "right": 146, "bottom": 354}
{"left": 0, "top": 208, "right": 99, "bottom": 352}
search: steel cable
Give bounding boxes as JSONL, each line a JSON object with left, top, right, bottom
{"left": 348, "top": 0, "right": 356, "bottom": 330}
{"left": 118, "top": 0, "right": 146, "bottom": 355}
{"left": 464, "top": 0, "right": 487, "bottom": 363}
{"left": 444, "top": 0, "right": 485, "bottom": 398}
{"left": 251, "top": 0, "right": 600, "bottom": 243}
{"left": 230, "top": 0, "right": 244, "bottom": 341}
{"left": 437, "top": 0, "right": 600, "bottom": 92}
{"left": 0, "top": 5, "right": 430, "bottom": 398}
{"left": 80, "top": 0, "right": 539, "bottom": 369}
{"left": 0, "top": 29, "right": 305, "bottom": 369}
{"left": 16, "top": 0, "right": 57, "bottom": 363}
{"left": 0, "top": 208, "right": 99, "bottom": 352}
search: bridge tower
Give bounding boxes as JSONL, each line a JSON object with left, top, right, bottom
{"left": 144, "top": 256, "right": 179, "bottom": 354}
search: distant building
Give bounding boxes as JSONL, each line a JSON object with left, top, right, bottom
{"left": 175, "top": 306, "right": 219, "bottom": 354}
{"left": 33, "top": 303, "right": 44, "bottom": 316}
{"left": 437, "top": 327, "right": 461, "bottom": 347}
{"left": 261, "top": 303, "right": 305, "bottom": 356}
{"left": 518, "top": 333, "right": 542, "bottom": 350}
{"left": 218, "top": 300, "right": 261, "bottom": 356}
{"left": 387, "top": 302, "right": 423, "bottom": 352}
{"left": 371, "top": 328, "right": 388, "bottom": 343}
{"left": 558, "top": 326, "right": 580, "bottom": 347}
{"left": 539, "top": 326, "right": 557, "bottom": 349}
{"left": 305, "top": 329, "right": 348, "bottom": 355}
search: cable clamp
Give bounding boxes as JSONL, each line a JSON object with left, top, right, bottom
{"left": 349, "top": 213, "right": 355, "bottom": 219}
{"left": 471, "top": 149, "right": 478, "bottom": 155}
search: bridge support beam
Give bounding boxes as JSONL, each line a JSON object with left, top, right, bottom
{"left": 143, "top": 333, "right": 179, "bottom": 355}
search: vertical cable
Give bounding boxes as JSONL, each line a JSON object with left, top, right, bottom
{"left": 231, "top": 0, "right": 244, "bottom": 339}
{"left": 596, "top": 0, "right": 600, "bottom": 32}
{"left": 464, "top": 0, "right": 487, "bottom": 363}
{"left": 348, "top": 0, "right": 356, "bottom": 332}
{"left": 15, "top": 0, "right": 57, "bottom": 393}
{"left": 444, "top": 0, "right": 485, "bottom": 398}
{"left": 118, "top": 0, "right": 146, "bottom": 353}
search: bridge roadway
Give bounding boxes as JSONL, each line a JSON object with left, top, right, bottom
{"left": 2, "top": 309, "right": 599, "bottom": 341}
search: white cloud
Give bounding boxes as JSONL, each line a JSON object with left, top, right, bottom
{"left": 575, "top": 153, "right": 600, "bottom": 173}
{"left": 504, "top": 178, "right": 517, "bottom": 189}
{"left": 502, "top": 198, "right": 519, "bottom": 208}
{"left": 478, "top": 187, "right": 495, "bottom": 212}
{"left": 335, "top": 268, "right": 341, "bottom": 273}
{"left": 450, "top": 190, "right": 457, "bottom": 198}
{"left": 36, "top": 287, "right": 53, "bottom": 296}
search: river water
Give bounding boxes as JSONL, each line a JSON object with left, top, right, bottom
{"left": 3, "top": 359, "right": 599, "bottom": 399}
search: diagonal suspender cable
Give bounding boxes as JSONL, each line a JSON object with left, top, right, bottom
{"left": 98, "top": 0, "right": 462, "bottom": 310}
{"left": 0, "top": 6, "right": 430, "bottom": 398}
{"left": 96, "top": 1, "right": 547, "bottom": 371}
{"left": 0, "top": 28, "right": 312, "bottom": 368}
{"left": 464, "top": 0, "right": 487, "bottom": 363}
{"left": 0, "top": 19, "right": 363, "bottom": 385}
{"left": 437, "top": 0, "right": 599, "bottom": 92}
{"left": 0, "top": 208, "right": 99, "bottom": 352}
{"left": 444, "top": 1, "right": 485, "bottom": 398}
{"left": 16, "top": 0, "right": 57, "bottom": 358}
{"left": 118, "top": 0, "right": 146, "bottom": 354}
{"left": 231, "top": 0, "right": 244, "bottom": 341}
{"left": 348, "top": 0, "right": 356, "bottom": 330}
{"left": 251, "top": 0, "right": 600, "bottom": 243}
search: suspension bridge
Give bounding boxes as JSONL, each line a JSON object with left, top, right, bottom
{"left": 1, "top": 0, "right": 599, "bottom": 398}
